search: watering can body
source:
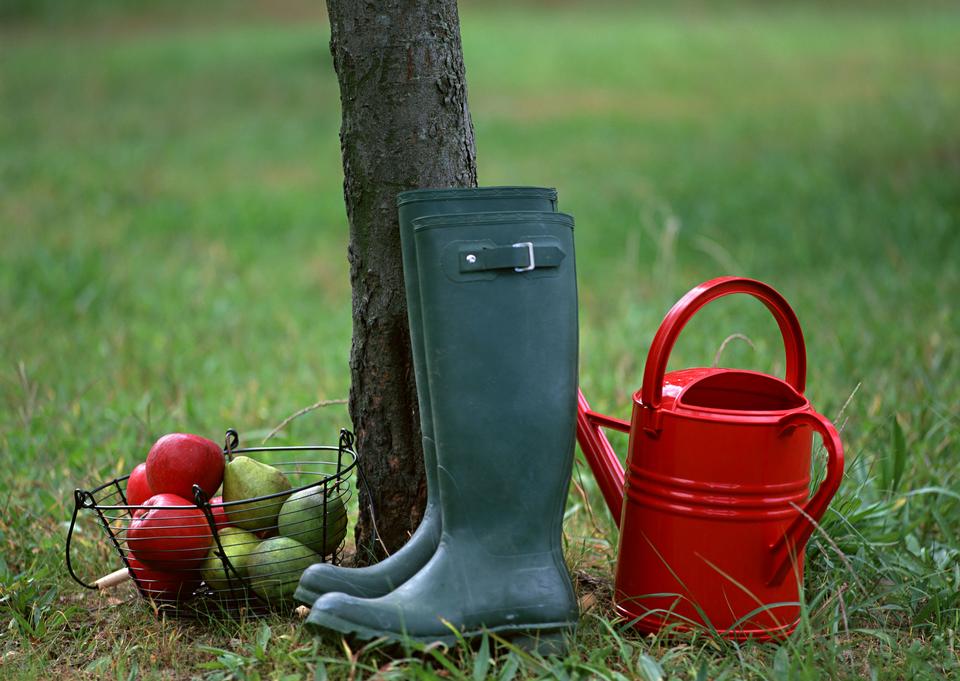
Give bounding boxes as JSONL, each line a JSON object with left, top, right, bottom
{"left": 578, "top": 277, "right": 844, "bottom": 640}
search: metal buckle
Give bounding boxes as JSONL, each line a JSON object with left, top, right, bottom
{"left": 512, "top": 242, "right": 535, "bottom": 272}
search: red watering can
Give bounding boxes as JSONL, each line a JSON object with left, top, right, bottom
{"left": 578, "top": 277, "right": 844, "bottom": 640}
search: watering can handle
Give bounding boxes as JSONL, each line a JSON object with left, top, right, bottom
{"left": 767, "top": 410, "right": 844, "bottom": 586}
{"left": 641, "top": 277, "right": 807, "bottom": 418}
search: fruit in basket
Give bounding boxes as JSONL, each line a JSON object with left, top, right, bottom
{"left": 277, "top": 486, "right": 348, "bottom": 556}
{"left": 209, "top": 496, "right": 231, "bottom": 532}
{"left": 146, "top": 433, "right": 225, "bottom": 501}
{"left": 244, "top": 537, "right": 321, "bottom": 603}
{"left": 127, "top": 493, "right": 213, "bottom": 570}
{"left": 127, "top": 557, "right": 200, "bottom": 601}
{"left": 200, "top": 527, "right": 259, "bottom": 593}
{"left": 222, "top": 456, "right": 292, "bottom": 533}
{"left": 125, "top": 463, "right": 153, "bottom": 507}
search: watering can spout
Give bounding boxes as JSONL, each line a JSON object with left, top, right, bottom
{"left": 576, "top": 388, "right": 630, "bottom": 526}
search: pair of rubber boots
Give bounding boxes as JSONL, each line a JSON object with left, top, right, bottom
{"left": 295, "top": 187, "right": 579, "bottom": 653}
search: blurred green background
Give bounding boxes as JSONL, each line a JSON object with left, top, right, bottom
{"left": 1, "top": 0, "right": 959, "bottom": 677}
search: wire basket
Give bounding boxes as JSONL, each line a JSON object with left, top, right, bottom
{"left": 66, "top": 428, "right": 358, "bottom": 616}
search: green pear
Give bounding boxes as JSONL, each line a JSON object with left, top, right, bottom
{"left": 245, "top": 537, "right": 320, "bottom": 603}
{"left": 200, "top": 527, "right": 260, "bottom": 593}
{"left": 277, "top": 486, "right": 348, "bottom": 556}
{"left": 222, "top": 456, "right": 292, "bottom": 533}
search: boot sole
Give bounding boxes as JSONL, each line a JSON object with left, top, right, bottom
{"left": 306, "top": 609, "right": 574, "bottom": 655}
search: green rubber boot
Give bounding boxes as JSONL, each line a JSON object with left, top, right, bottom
{"left": 305, "top": 211, "right": 579, "bottom": 652}
{"left": 295, "top": 188, "right": 558, "bottom": 602}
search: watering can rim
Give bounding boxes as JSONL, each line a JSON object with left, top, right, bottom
{"left": 631, "top": 367, "right": 812, "bottom": 419}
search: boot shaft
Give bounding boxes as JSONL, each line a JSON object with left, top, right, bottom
{"left": 397, "top": 187, "right": 559, "bottom": 433}
{"left": 413, "top": 211, "right": 578, "bottom": 556}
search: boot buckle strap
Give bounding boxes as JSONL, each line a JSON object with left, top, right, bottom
{"left": 459, "top": 242, "right": 564, "bottom": 274}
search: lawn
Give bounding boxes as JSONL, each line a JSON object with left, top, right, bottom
{"left": 1, "top": 1, "right": 959, "bottom": 678}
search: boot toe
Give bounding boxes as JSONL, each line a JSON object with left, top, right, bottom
{"left": 294, "top": 508, "right": 443, "bottom": 606}
{"left": 294, "top": 563, "right": 382, "bottom": 605}
{"left": 305, "top": 591, "right": 428, "bottom": 641}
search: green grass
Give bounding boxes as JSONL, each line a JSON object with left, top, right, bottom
{"left": 2, "top": 1, "right": 959, "bottom": 678}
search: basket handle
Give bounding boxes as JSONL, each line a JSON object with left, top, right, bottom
{"left": 65, "top": 490, "right": 99, "bottom": 590}
{"left": 640, "top": 277, "right": 807, "bottom": 432}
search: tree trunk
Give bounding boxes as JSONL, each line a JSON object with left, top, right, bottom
{"left": 325, "top": 0, "right": 478, "bottom": 563}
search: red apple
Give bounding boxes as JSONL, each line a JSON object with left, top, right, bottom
{"left": 132, "top": 491, "right": 182, "bottom": 519}
{"left": 209, "top": 496, "right": 231, "bottom": 532}
{"left": 126, "top": 557, "right": 200, "bottom": 602}
{"left": 146, "top": 433, "right": 224, "bottom": 501}
{"left": 125, "top": 463, "right": 153, "bottom": 508}
{"left": 127, "top": 493, "right": 213, "bottom": 571}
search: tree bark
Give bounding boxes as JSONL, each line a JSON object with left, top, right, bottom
{"left": 325, "top": 0, "right": 478, "bottom": 563}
